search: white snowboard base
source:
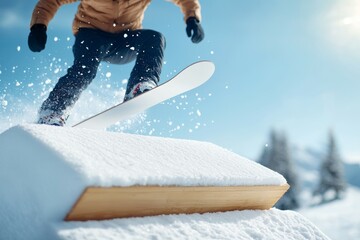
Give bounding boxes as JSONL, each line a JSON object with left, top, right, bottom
{"left": 73, "top": 61, "right": 215, "bottom": 130}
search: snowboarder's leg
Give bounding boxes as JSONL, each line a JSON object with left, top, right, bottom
{"left": 38, "top": 29, "right": 107, "bottom": 126}
{"left": 126, "top": 30, "right": 166, "bottom": 101}
{"left": 103, "top": 29, "right": 166, "bottom": 101}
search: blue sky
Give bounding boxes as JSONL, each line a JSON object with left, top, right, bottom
{"left": 0, "top": 0, "right": 359, "bottom": 162}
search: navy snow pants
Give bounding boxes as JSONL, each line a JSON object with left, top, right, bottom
{"left": 39, "top": 28, "right": 166, "bottom": 117}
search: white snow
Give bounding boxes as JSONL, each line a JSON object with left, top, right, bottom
{"left": 1, "top": 99, "right": 8, "bottom": 107}
{"left": 56, "top": 209, "right": 329, "bottom": 240}
{"left": 1, "top": 124, "right": 285, "bottom": 188}
{"left": 121, "top": 78, "right": 128, "bottom": 85}
{"left": 300, "top": 187, "right": 360, "bottom": 240}
{"left": 0, "top": 124, "right": 328, "bottom": 240}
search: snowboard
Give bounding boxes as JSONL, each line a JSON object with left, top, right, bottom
{"left": 72, "top": 61, "right": 215, "bottom": 130}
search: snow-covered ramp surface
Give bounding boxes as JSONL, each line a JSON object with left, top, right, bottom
{"left": 0, "top": 124, "right": 287, "bottom": 187}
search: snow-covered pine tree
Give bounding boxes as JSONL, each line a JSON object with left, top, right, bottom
{"left": 314, "top": 131, "right": 347, "bottom": 202}
{"left": 276, "top": 133, "right": 300, "bottom": 210}
{"left": 259, "top": 130, "right": 299, "bottom": 210}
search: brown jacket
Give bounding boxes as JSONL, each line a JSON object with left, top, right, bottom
{"left": 30, "top": 0, "right": 201, "bottom": 35}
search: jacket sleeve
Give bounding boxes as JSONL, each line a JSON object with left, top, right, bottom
{"left": 171, "top": 0, "right": 202, "bottom": 22}
{"left": 30, "top": 0, "right": 78, "bottom": 28}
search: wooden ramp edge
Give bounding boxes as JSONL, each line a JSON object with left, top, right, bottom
{"left": 65, "top": 184, "right": 290, "bottom": 221}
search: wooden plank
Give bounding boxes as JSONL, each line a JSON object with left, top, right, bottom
{"left": 65, "top": 184, "right": 289, "bottom": 221}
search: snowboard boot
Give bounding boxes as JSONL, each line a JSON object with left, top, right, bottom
{"left": 124, "top": 79, "right": 157, "bottom": 102}
{"left": 37, "top": 112, "right": 68, "bottom": 127}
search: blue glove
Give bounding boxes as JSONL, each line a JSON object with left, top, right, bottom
{"left": 186, "top": 17, "right": 204, "bottom": 44}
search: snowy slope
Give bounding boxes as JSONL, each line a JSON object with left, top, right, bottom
{"left": 289, "top": 147, "right": 360, "bottom": 239}
{"left": 290, "top": 146, "right": 360, "bottom": 206}
{"left": 300, "top": 187, "right": 360, "bottom": 240}
{"left": 0, "top": 124, "right": 328, "bottom": 240}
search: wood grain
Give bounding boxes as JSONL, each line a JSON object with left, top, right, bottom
{"left": 65, "top": 184, "right": 290, "bottom": 221}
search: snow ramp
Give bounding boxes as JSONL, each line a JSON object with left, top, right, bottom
{"left": 0, "top": 124, "right": 299, "bottom": 239}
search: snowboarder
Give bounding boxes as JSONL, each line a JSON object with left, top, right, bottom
{"left": 28, "top": 0, "right": 205, "bottom": 126}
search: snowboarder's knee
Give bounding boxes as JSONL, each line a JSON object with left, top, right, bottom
{"left": 67, "top": 63, "right": 98, "bottom": 81}
{"left": 144, "top": 30, "right": 166, "bottom": 49}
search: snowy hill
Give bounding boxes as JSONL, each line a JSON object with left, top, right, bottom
{"left": 0, "top": 124, "right": 329, "bottom": 240}
{"left": 291, "top": 146, "right": 360, "bottom": 202}
{"left": 300, "top": 187, "right": 360, "bottom": 240}
{"left": 293, "top": 145, "right": 360, "bottom": 188}
{"left": 288, "top": 146, "right": 360, "bottom": 239}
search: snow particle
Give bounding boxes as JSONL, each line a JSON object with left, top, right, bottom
{"left": 2, "top": 100, "right": 8, "bottom": 107}
{"left": 17, "top": 46, "right": 21, "bottom": 52}
{"left": 54, "top": 37, "right": 59, "bottom": 42}
{"left": 106, "top": 72, "right": 112, "bottom": 78}
{"left": 124, "top": 33, "right": 128, "bottom": 38}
